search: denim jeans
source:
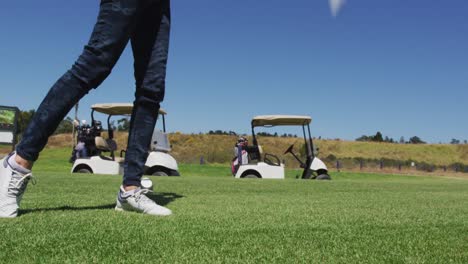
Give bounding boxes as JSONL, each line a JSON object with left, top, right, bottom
{"left": 16, "top": 0, "right": 171, "bottom": 187}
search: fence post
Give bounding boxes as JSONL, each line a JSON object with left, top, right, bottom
{"left": 200, "top": 156, "right": 205, "bottom": 165}
{"left": 380, "top": 160, "right": 383, "bottom": 170}
{"left": 336, "top": 160, "right": 341, "bottom": 172}
{"left": 360, "top": 160, "right": 363, "bottom": 170}
{"left": 398, "top": 163, "right": 401, "bottom": 171}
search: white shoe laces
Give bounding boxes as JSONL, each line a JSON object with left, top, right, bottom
{"left": 133, "top": 189, "right": 154, "bottom": 205}
{"left": 9, "top": 172, "right": 36, "bottom": 196}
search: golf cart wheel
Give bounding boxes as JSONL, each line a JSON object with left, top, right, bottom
{"left": 152, "top": 170, "right": 169, "bottom": 176}
{"left": 302, "top": 170, "right": 313, "bottom": 179}
{"left": 316, "top": 174, "right": 331, "bottom": 180}
{"left": 243, "top": 174, "right": 259, "bottom": 179}
{"left": 77, "top": 168, "right": 92, "bottom": 173}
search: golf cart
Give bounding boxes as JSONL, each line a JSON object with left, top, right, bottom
{"left": 234, "top": 115, "right": 330, "bottom": 180}
{"left": 71, "top": 103, "right": 179, "bottom": 176}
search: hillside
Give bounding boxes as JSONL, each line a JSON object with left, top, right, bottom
{"left": 36, "top": 133, "right": 468, "bottom": 169}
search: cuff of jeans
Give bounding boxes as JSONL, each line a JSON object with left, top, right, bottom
{"left": 123, "top": 178, "right": 141, "bottom": 187}
{"left": 15, "top": 147, "right": 39, "bottom": 162}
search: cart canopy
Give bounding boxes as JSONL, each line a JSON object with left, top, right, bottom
{"left": 92, "top": 103, "right": 167, "bottom": 116}
{"left": 252, "top": 115, "right": 311, "bottom": 127}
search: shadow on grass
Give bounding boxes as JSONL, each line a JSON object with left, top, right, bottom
{"left": 147, "top": 192, "right": 185, "bottom": 206}
{"left": 18, "top": 192, "right": 184, "bottom": 216}
{"left": 18, "top": 204, "right": 115, "bottom": 215}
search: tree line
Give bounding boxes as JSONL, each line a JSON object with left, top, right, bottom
{"left": 356, "top": 131, "right": 467, "bottom": 145}
{"left": 207, "top": 130, "right": 298, "bottom": 138}
{"left": 356, "top": 131, "right": 426, "bottom": 144}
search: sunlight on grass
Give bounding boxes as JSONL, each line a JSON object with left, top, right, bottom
{"left": 1, "top": 148, "right": 467, "bottom": 262}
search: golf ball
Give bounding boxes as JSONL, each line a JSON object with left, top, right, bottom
{"left": 141, "top": 177, "right": 153, "bottom": 191}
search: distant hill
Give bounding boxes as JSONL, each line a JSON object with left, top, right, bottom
{"left": 38, "top": 133, "right": 468, "bottom": 169}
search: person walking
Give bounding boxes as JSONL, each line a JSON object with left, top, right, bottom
{"left": 0, "top": 0, "right": 172, "bottom": 218}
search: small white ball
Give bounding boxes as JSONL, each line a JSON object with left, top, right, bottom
{"left": 141, "top": 177, "right": 153, "bottom": 191}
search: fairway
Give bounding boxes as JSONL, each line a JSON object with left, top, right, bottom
{"left": 1, "top": 151, "right": 468, "bottom": 263}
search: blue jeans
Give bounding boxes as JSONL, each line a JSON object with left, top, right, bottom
{"left": 16, "top": 0, "right": 171, "bottom": 187}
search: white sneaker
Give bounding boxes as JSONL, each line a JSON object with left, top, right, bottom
{"left": 0, "top": 155, "right": 35, "bottom": 218}
{"left": 115, "top": 187, "right": 172, "bottom": 216}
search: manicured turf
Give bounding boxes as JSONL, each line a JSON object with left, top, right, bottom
{"left": 1, "top": 150, "right": 468, "bottom": 263}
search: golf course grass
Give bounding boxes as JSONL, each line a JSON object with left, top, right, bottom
{"left": 1, "top": 149, "right": 467, "bottom": 263}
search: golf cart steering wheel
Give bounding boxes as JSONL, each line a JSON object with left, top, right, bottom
{"left": 264, "top": 153, "right": 280, "bottom": 166}
{"left": 264, "top": 156, "right": 273, "bottom": 165}
{"left": 284, "top": 144, "right": 295, "bottom": 155}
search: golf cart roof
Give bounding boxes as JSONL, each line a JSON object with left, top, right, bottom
{"left": 252, "top": 115, "right": 312, "bottom": 127}
{"left": 91, "top": 103, "right": 167, "bottom": 116}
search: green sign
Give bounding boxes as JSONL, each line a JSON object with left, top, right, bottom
{"left": 0, "top": 108, "right": 16, "bottom": 130}
{"left": 0, "top": 106, "right": 19, "bottom": 149}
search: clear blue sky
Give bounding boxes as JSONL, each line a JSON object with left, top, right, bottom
{"left": 0, "top": 0, "right": 467, "bottom": 143}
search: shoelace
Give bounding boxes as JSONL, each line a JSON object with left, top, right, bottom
{"left": 9, "top": 173, "right": 36, "bottom": 196}
{"left": 133, "top": 189, "right": 154, "bottom": 205}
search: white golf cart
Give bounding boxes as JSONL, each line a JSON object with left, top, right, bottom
{"left": 71, "top": 103, "right": 179, "bottom": 176}
{"left": 234, "top": 115, "right": 330, "bottom": 180}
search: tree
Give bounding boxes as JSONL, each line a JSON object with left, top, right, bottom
{"left": 258, "top": 132, "right": 275, "bottom": 137}
{"left": 373, "top": 132, "right": 383, "bottom": 142}
{"left": 117, "top": 117, "right": 130, "bottom": 131}
{"left": 208, "top": 130, "right": 229, "bottom": 135}
{"left": 399, "top": 136, "right": 405, "bottom": 144}
{"left": 54, "top": 117, "right": 74, "bottom": 135}
{"left": 408, "top": 136, "right": 426, "bottom": 144}
{"left": 356, "top": 135, "right": 370, "bottom": 142}
{"left": 450, "top": 138, "right": 460, "bottom": 145}
{"left": 18, "top": 109, "right": 36, "bottom": 134}
{"left": 356, "top": 131, "right": 392, "bottom": 143}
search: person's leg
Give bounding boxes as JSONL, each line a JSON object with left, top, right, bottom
{"left": 113, "top": 0, "right": 172, "bottom": 216}
{"left": 123, "top": 0, "right": 171, "bottom": 188}
{"left": 1, "top": 0, "right": 141, "bottom": 218}
{"left": 14, "top": 0, "right": 141, "bottom": 168}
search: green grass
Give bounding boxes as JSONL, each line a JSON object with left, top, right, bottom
{"left": 1, "top": 149, "right": 468, "bottom": 263}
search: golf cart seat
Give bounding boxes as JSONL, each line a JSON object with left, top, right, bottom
{"left": 246, "top": 145, "right": 263, "bottom": 162}
{"left": 95, "top": 137, "right": 125, "bottom": 162}
{"left": 95, "top": 137, "right": 116, "bottom": 152}
{"left": 150, "top": 130, "right": 171, "bottom": 153}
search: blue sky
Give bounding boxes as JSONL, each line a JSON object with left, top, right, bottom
{"left": 0, "top": 0, "right": 467, "bottom": 143}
